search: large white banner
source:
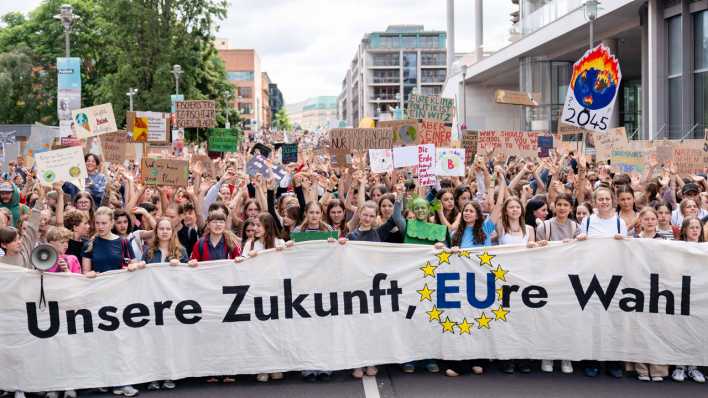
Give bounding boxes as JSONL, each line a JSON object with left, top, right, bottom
{"left": 1, "top": 239, "right": 707, "bottom": 392}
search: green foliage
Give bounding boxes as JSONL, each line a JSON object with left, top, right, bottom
{"left": 273, "top": 107, "right": 292, "bottom": 131}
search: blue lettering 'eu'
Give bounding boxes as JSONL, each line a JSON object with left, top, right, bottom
{"left": 437, "top": 272, "right": 495, "bottom": 309}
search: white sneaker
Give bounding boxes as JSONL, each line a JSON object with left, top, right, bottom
{"left": 256, "top": 373, "right": 269, "bottom": 382}
{"left": 146, "top": 381, "right": 160, "bottom": 391}
{"left": 652, "top": 376, "right": 664, "bottom": 382}
{"left": 561, "top": 360, "right": 573, "bottom": 374}
{"left": 45, "top": 392, "right": 59, "bottom": 398}
{"left": 162, "top": 380, "right": 176, "bottom": 390}
{"left": 13, "top": 393, "right": 25, "bottom": 398}
{"left": 688, "top": 367, "right": 705, "bottom": 383}
{"left": 638, "top": 375, "right": 651, "bottom": 382}
{"left": 541, "top": 360, "right": 553, "bottom": 373}
{"left": 64, "top": 390, "right": 78, "bottom": 398}
{"left": 672, "top": 367, "right": 686, "bottom": 382}
{"left": 113, "top": 385, "right": 139, "bottom": 397}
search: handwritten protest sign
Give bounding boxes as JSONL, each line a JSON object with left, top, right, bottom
{"left": 127, "top": 112, "right": 169, "bottom": 143}
{"left": 378, "top": 119, "right": 419, "bottom": 146}
{"left": 369, "top": 149, "right": 393, "bottom": 173}
{"left": 281, "top": 143, "right": 298, "bottom": 164}
{"left": 34, "top": 146, "right": 87, "bottom": 190}
{"left": 417, "top": 144, "right": 436, "bottom": 186}
{"left": 71, "top": 103, "right": 117, "bottom": 139}
{"left": 461, "top": 131, "right": 479, "bottom": 165}
{"left": 246, "top": 155, "right": 269, "bottom": 177}
{"left": 672, "top": 140, "right": 707, "bottom": 175}
{"left": 207, "top": 128, "right": 240, "bottom": 152}
{"left": 611, "top": 141, "right": 649, "bottom": 174}
{"left": 407, "top": 94, "right": 454, "bottom": 123}
{"left": 435, "top": 148, "right": 465, "bottom": 176}
{"left": 329, "top": 128, "right": 393, "bottom": 164}
{"left": 393, "top": 146, "right": 418, "bottom": 168}
{"left": 594, "top": 127, "right": 628, "bottom": 162}
{"left": 418, "top": 119, "right": 452, "bottom": 147}
{"left": 141, "top": 158, "right": 189, "bottom": 187}
{"left": 175, "top": 100, "right": 216, "bottom": 128}
{"left": 100, "top": 132, "right": 135, "bottom": 164}
{"left": 476, "top": 131, "right": 543, "bottom": 160}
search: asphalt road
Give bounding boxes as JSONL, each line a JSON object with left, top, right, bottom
{"left": 25, "top": 363, "right": 708, "bottom": 398}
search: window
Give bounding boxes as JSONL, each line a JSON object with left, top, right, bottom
{"left": 379, "top": 36, "right": 399, "bottom": 49}
{"left": 372, "top": 53, "right": 399, "bottom": 66}
{"left": 421, "top": 86, "right": 442, "bottom": 96}
{"left": 372, "top": 69, "right": 399, "bottom": 84}
{"left": 239, "top": 103, "right": 253, "bottom": 115}
{"left": 237, "top": 87, "right": 252, "bottom": 98}
{"left": 403, "top": 52, "right": 417, "bottom": 85}
{"left": 667, "top": 16, "right": 682, "bottom": 138}
{"left": 695, "top": 10, "right": 708, "bottom": 135}
{"left": 419, "top": 35, "right": 440, "bottom": 49}
{"left": 401, "top": 35, "right": 417, "bottom": 48}
{"left": 421, "top": 52, "right": 445, "bottom": 66}
{"left": 227, "top": 71, "right": 254, "bottom": 81}
{"left": 421, "top": 69, "right": 446, "bottom": 83}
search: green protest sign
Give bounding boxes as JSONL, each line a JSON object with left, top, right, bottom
{"left": 207, "top": 128, "right": 240, "bottom": 152}
{"left": 290, "top": 231, "right": 339, "bottom": 242}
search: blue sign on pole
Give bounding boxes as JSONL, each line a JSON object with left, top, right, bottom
{"left": 57, "top": 57, "right": 81, "bottom": 137}
{"left": 171, "top": 95, "right": 185, "bottom": 113}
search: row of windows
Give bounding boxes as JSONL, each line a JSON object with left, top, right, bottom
{"left": 227, "top": 71, "right": 254, "bottom": 81}
{"left": 371, "top": 34, "right": 444, "bottom": 49}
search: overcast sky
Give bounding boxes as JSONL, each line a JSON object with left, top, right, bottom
{"left": 2, "top": 0, "right": 514, "bottom": 105}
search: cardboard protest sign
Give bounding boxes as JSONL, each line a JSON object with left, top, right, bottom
{"left": 175, "top": 100, "right": 216, "bottom": 128}
{"left": 593, "top": 127, "right": 628, "bottom": 162}
{"left": 537, "top": 136, "right": 554, "bottom": 158}
{"left": 435, "top": 148, "right": 465, "bottom": 176}
{"left": 281, "top": 143, "right": 298, "bottom": 164}
{"left": 672, "top": 140, "right": 707, "bottom": 175}
{"left": 461, "top": 131, "right": 479, "bottom": 165}
{"left": 191, "top": 154, "right": 217, "bottom": 178}
{"left": 329, "top": 128, "right": 393, "bottom": 164}
{"left": 246, "top": 155, "right": 269, "bottom": 177}
{"left": 393, "top": 146, "right": 418, "bottom": 168}
{"left": 141, "top": 158, "right": 189, "bottom": 187}
{"left": 100, "top": 132, "right": 135, "bottom": 164}
{"left": 378, "top": 119, "right": 419, "bottom": 146}
{"left": 561, "top": 44, "right": 622, "bottom": 133}
{"left": 611, "top": 141, "right": 649, "bottom": 174}
{"left": 127, "top": 112, "right": 169, "bottom": 143}
{"left": 407, "top": 94, "right": 454, "bottom": 123}
{"left": 417, "top": 144, "right": 436, "bottom": 186}
{"left": 369, "top": 149, "right": 393, "bottom": 174}
{"left": 419, "top": 119, "right": 452, "bottom": 147}
{"left": 34, "top": 146, "right": 87, "bottom": 190}
{"left": 71, "top": 103, "right": 118, "bottom": 139}
{"left": 476, "top": 131, "right": 543, "bottom": 160}
{"left": 207, "top": 128, "right": 240, "bottom": 152}
{"left": 495, "top": 90, "right": 540, "bottom": 107}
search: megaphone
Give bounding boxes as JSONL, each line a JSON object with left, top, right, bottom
{"left": 31, "top": 244, "right": 58, "bottom": 272}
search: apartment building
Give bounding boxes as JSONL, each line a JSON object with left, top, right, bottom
{"left": 218, "top": 48, "right": 263, "bottom": 130}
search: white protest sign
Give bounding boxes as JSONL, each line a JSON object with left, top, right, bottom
{"left": 435, "top": 147, "right": 465, "bottom": 176}
{"left": 71, "top": 103, "right": 118, "bottom": 139}
{"left": 561, "top": 44, "right": 622, "bottom": 133}
{"left": 34, "top": 146, "right": 87, "bottom": 190}
{"left": 393, "top": 146, "right": 418, "bottom": 168}
{"left": 369, "top": 149, "right": 393, "bottom": 174}
{"left": 417, "top": 144, "right": 436, "bottom": 186}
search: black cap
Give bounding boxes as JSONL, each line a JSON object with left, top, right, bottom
{"left": 682, "top": 183, "right": 700, "bottom": 195}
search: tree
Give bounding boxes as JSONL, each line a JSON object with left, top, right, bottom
{"left": 273, "top": 108, "right": 293, "bottom": 131}
{"left": 0, "top": 46, "right": 46, "bottom": 123}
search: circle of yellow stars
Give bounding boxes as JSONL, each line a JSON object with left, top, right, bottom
{"left": 417, "top": 250, "right": 510, "bottom": 335}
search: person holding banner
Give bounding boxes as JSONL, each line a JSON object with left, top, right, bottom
{"left": 142, "top": 217, "right": 188, "bottom": 265}
{"left": 81, "top": 207, "right": 143, "bottom": 276}
{"left": 0, "top": 184, "right": 45, "bottom": 268}
{"left": 189, "top": 211, "right": 241, "bottom": 263}
{"left": 292, "top": 202, "right": 333, "bottom": 233}
{"left": 325, "top": 199, "right": 349, "bottom": 238}
{"left": 615, "top": 185, "right": 638, "bottom": 236}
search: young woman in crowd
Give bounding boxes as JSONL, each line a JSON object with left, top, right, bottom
{"left": 0, "top": 184, "right": 45, "bottom": 268}
{"left": 615, "top": 184, "right": 638, "bottom": 235}
{"left": 142, "top": 217, "right": 188, "bottom": 265}
{"left": 292, "top": 202, "right": 333, "bottom": 233}
{"left": 574, "top": 202, "right": 593, "bottom": 226}
{"left": 63, "top": 209, "right": 90, "bottom": 264}
{"left": 433, "top": 188, "right": 460, "bottom": 230}
{"left": 189, "top": 211, "right": 241, "bottom": 263}
{"left": 325, "top": 199, "right": 348, "bottom": 238}
{"left": 84, "top": 153, "right": 107, "bottom": 206}
{"left": 654, "top": 202, "right": 675, "bottom": 240}
{"left": 113, "top": 208, "right": 155, "bottom": 262}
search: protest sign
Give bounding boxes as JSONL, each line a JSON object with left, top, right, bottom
{"left": 369, "top": 149, "right": 394, "bottom": 174}
{"left": 59, "top": 137, "right": 81, "bottom": 148}
{"left": 127, "top": 112, "right": 169, "bottom": 143}
{"left": 191, "top": 154, "right": 217, "bottom": 177}
{"left": 71, "top": 103, "right": 118, "bottom": 139}
{"left": 461, "top": 131, "right": 479, "bottom": 165}
{"left": 2, "top": 239, "right": 708, "bottom": 392}
{"left": 495, "top": 90, "right": 540, "bottom": 107}
{"left": 246, "top": 155, "right": 269, "bottom": 177}
{"left": 476, "top": 131, "right": 543, "bottom": 160}
{"left": 281, "top": 143, "right": 298, "bottom": 164}
{"left": 175, "top": 100, "right": 216, "bottom": 128}
{"left": 611, "top": 141, "right": 649, "bottom": 174}
{"left": 561, "top": 44, "right": 622, "bottom": 133}
{"left": 393, "top": 146, "right": 418, "bottom": 168}
{"left": 207, "top": 128, "right": 240, "bottom": 153}
{"left": 141, "top": 158, "right": 189, "bottom": 187}
{"left": 418, "top": 119, "right": 452, "bottom": 147}
{"left": 672, "top": 140, "right": 707, "bottom": 175}
{"left": 435, "top": 148, "right": 465, "bottom": 176}
{"left": 378, "top": 119, "right": 419, "bottom": 146}
{"left": 407, "top": 94, "right": 454, "bottom": 123}
{"left": 537, "top": 136, "right": 554, "bottom": 158}
{"left": 290, "top": 231, "right": 339, "bottom": 242}
{"left": 329, "top": 128, "right": 393, "bottom": 164}
{"left": 100, "top": 132, "right": 135, "bottom": 164}
{"left": 34, "top": 146, "right": 87, "bottom": 190}
{"left": 594, "top": 127, "right": 628, "bottom": 162}
{"left": 417, "top": 144, "right": 436, "bottom": 186}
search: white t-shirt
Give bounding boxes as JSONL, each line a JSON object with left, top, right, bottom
{"left": 243, "top": 238, "right": 285, "bottom": 256}
{"left": 581, "top": 213, "right": 628, "bottom": 237}
{"left": 671, "top": 208, "right": 708, "bottom": 227}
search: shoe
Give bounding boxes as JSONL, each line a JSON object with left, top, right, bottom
{"left": 13, "top": 393, "right": 25, "bottom": 398}
{"left": 445, "top": 369, "right": 460, "bottom": 377}
{"left": 584, "top": 367, "right": 599, "bottom": 377}
{"left": 541, "top": 360, "right": 553, "bottom": 373}
{"left": 113, "top": 385, "right": 139, "bottom": 397}
{"left": 688, "top": 367, "right": 705, "bottom": 383}
{"left": 64, "top": 391, "right": 78, "bottom": 398}
{"left": 638, "top": 375, "right": 651, "bottom": 382}
{"left": 46, "top": 392, "right": 59, "bottom": 398}
{"left": 607, "top": 367, "right": 623, "bottom": 379}
{"left": 162, "top": 380, "right": 175, "bottom": 390}
{"left": 502, "top": 362, "right": 515, "bottom": 374}
{"left": 222, "top": 377, "right": 236, "bottom": 383}
{"left": 561, "top": 360, "right": 573, "bottom": 374}
{"left": 256, "top": 373, "right": 269, "bottom": 382}
{"left": 651, "top": 376, "right": 664, "bottom": 382}
{"left": 303, "top": 374, "right": 317, "bottom": 383}
{"left": 402, "top": 364, "right": 415, "bottom": 374}
{"left": 352, "top": 368, "right": 364, "bottom": 379}
{"left": 519, "top": 364, "right": 532, "bottom": 374}
{"left": 317, "top": 373, "right": 331, "bottom": 382}
{"left": 472, "top": 366, "right": 484, "bottom": 375}
{"left": 672, "top": 367, "right": 686, "bottom": 382}
{"left": 147, "top": 381, "right": 160, "bottom": 391}
{"left": 270, "top": 372, "right": 284, "bottom": 380}
{"left": 365, "top": 366, "right": 378, "bottom": 377}
{"left": 425, "top": 362, "right": 440, "bottom": 373}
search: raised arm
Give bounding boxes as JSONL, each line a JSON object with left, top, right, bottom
{"left": 489, "top": 166, "right": 507, "bottom": 225}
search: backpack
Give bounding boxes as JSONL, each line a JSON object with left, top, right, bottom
{"left": 196, "top": 237, "right": 240, "bottom": 261}
{"left": 541, "top": 219, "right": 577, "bottom": 241}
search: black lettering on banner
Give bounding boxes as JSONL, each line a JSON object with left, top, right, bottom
{"left": 254, "top": 296, "right": 279, "bottom": 321}
{"left": 649, "top": 273, "right": 674, "bottom": 315}
{"left": 98, "top": 306, "right": 120, "bottom": 331}
{"left": 175, "top": 300, "right": 202, "bottom": 324}
{"left": 222, "top": 285, "right": 251, "bottom": 322}
{"left": 569, "top": 274, "right": 621, "bottom": 310}
{"left": 619, "top": 288, "right": 644, "bottom": 312}
{"left": 66, "top": 309, "right": 94, "bottom": 335}
{"left": 501, "top": 285, "right": 520, "bottom": 308}
{"left": 314, "top": 292, "right": 339, "bottom": 316}
{"left": 387, "top": 280, "right": 402, "bottom": 312}
{"left": 343, "top": 290, "right": 368, "bottom": 315}
{"left": 369, "top": 273, "right": 387, "bottom": 313}
{"left": 123, "top": 303, "right": 150, "bottom": 328}
{"left": 681, "top": 276, "right": 691, "bottom": 316}
{"left": 284, "top": 279, "right": 311, "bottom": 319}
{"left": 26, "top": 302, "right": 60, "bottom": 339}
{"left": 521, "top": 286, "right": 548, "bottom": 308}
{"left": 154, "top": 300, "right": 173, "bottom": 326}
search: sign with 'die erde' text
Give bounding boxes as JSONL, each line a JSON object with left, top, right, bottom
{"left": 175, "top": 100, "right": 216, "bottom": 128}
{"left": 417, "top": 144, "right": 436, "bottom": 186}
{"left": 407, "top": 94, "right": 455, "bottom": 123}
{"left": 141, "top": 158, "right": 189, "bottom": 187}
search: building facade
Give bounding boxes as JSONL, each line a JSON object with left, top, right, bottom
{"left": 446, "top": 0, "right": 708, "bottom": 140}
{"left": 269, "top": 83, "right": 285, "bottom": 116}
{"left": 286, "top": 96, "right": 338, "bottom": 131}
{"left": 261, "top": 72, "right": 272, "bottom": 128}
{"left": 338, "top": 25, "right": 447, "bottom": 127}
{"left": 217, "top": 48, "right": 263, "bottom": 130}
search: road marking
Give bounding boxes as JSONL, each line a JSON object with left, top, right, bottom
{"left": 362, "top": 375, "right": 380, "bottom": 398}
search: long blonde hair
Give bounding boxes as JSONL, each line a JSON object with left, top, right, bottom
{"left": 147, "top": 217, "right": 184, "bottom": 261}
{"left": 84, "top": 206, "right": 115, "bottom": 253}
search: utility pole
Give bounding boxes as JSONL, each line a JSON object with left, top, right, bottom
{"left": 126, "top": 88, "right": 138, "bottom": 112}
{"left": 54, "top": 4, "right": 80, "bottom": 57}
{"left": 172, "top": 64, "right": 183, "bottom": 95}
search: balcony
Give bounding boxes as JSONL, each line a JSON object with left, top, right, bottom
{"left": 370, "top": 77, "right": 401, "bottom": 84}
{"left": 421, "top": 76, "right": 445, "bottom": 84}
{"left": 369, "top": 93, "right": 400, "bottom": 101}
{"left": 513, "top": 0, "right": 584, "bottom": 36}
{"left": 370, "top": 59, "right": 400, "bottom": 68}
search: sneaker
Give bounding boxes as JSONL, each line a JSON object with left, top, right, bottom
{"left": 638, "top": 375, "right": 651, "bottom": 382}
{"left": 352, "top": 368, "right": 364, "bottom": 379}
{"left": 146, "top": 382, "right": 161, "bottom": 391}
{"left": 472, "top": 366, "right": 484, "bottom": 375}
{"left": 270, "top": 372, "right": 284, "bottom": 380}
{"left": 584, "top": 367, "right": 599, "bottom": 377}
{"left": 518, "top": 363, "right": 532, "bottom": 374}
{"left": 561, "top": 360, "right": 573, "bottom": 374}
{"left": 402, "top": 364, "right": 415, "bottom": 374}
{"left": 541, "top": 360, "right": 553, "bottom": 373}
{"left": 688, "top": 367, "right": 705, "bottom": 383}
{"left": 317, "top": 373, "right": 331, "bottom": 382}
{"left": 162, "top": 380, "right": 176, "bottom": 390}
{"left": 256, "top": 373, "right": 269, "bottom": 382}
{"left": 445, "top": 369, "right": 460, "bottom": 377}
{"left": 651, "top": 376, "right": 664, "bottom": 382}
{"left": 365, "top": 366, "right": 378, "bottom": 377}
{"left": 46, "top": 392, "right": 59, "bottom": 398}
{"left": 96, "top": 388, "right": 109, "bottom": 392}
{"left": 607, "top": 367, "right": 623, "bottom": 379}
{"left": 672, "top": 367, "right": 686, "bottom": 382}
{"left": 13, "top": 393, "right": 25, "bottom": 398}
{"left": 113, "top": 385, "right": 139, "bottom": 397}
{"left": 64, "top": 390, "right": 78, "bottom": 398}
{"left": 303, "top": 373, "right": 317, "bottom": 383}
{"left": 502, "top": 362, "right": 515, "bottom": 374}
{"left": 425, "top": 362, "right": 440, "bottom": 373}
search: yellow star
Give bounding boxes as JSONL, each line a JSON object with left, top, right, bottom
{"left": 496, "top": 287, "right": 504, "bottom": 301}
{"left": 477, "top": 251, "right": 495, "bottom": 267}
{"left": 458, "top": 250, "right": 471, "bottom": 258}
{"left": 426, "top": 306, "right": 444, "bottom": 322}
{"left": 475, "top": 312, "right": 493, "bottom": 329}
{"left": 441, "top": 316, "right": 457, "bottom": 333}
{"left": 457, "top": 318, "right": 472, "bottom": 335}
{"left": 436, "top": 251, "right": 452, "bottom": 265}
{"left": 492, "top": 305, "right": 509, "bottom": 322}
{"left": 417, "top": 283, "right": 435, "bottom": 302}
{"left": 492, "top": 264, "right": 508, "bottom": 282}
{"left": 419, "top": 261, "right": 438, "bottom": 278}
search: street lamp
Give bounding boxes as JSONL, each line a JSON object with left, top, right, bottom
{"left": 53, "top": 4, "right": 80, "bottom": 57}
{"left": 171, "top": 64, "right": 183, "bottom": 95}
{"left": 462, "top": 65, "right": 468, "bottom": 130}
{"left": 584, "top": 0, "right": 600, "bottom": 50}
{"left": 223, "top": 91, "right": 231, "bottom": 128}
{"left": 126, "top": 88, "right": 138, "bottom": 112}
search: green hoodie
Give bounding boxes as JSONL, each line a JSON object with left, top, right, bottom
{"left": 0, "top": 184, "right": 21, "bottom": 227}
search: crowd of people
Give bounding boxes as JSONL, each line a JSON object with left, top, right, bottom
{"left": 1, "top": 130, "right": 707, "bottom": 397}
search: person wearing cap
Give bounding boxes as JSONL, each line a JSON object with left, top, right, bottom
{"left": 0, "top": 181, "right": 21, "bottom": 227}
{"left": 671, "top": 183, "right": 707, "bottom": 226}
